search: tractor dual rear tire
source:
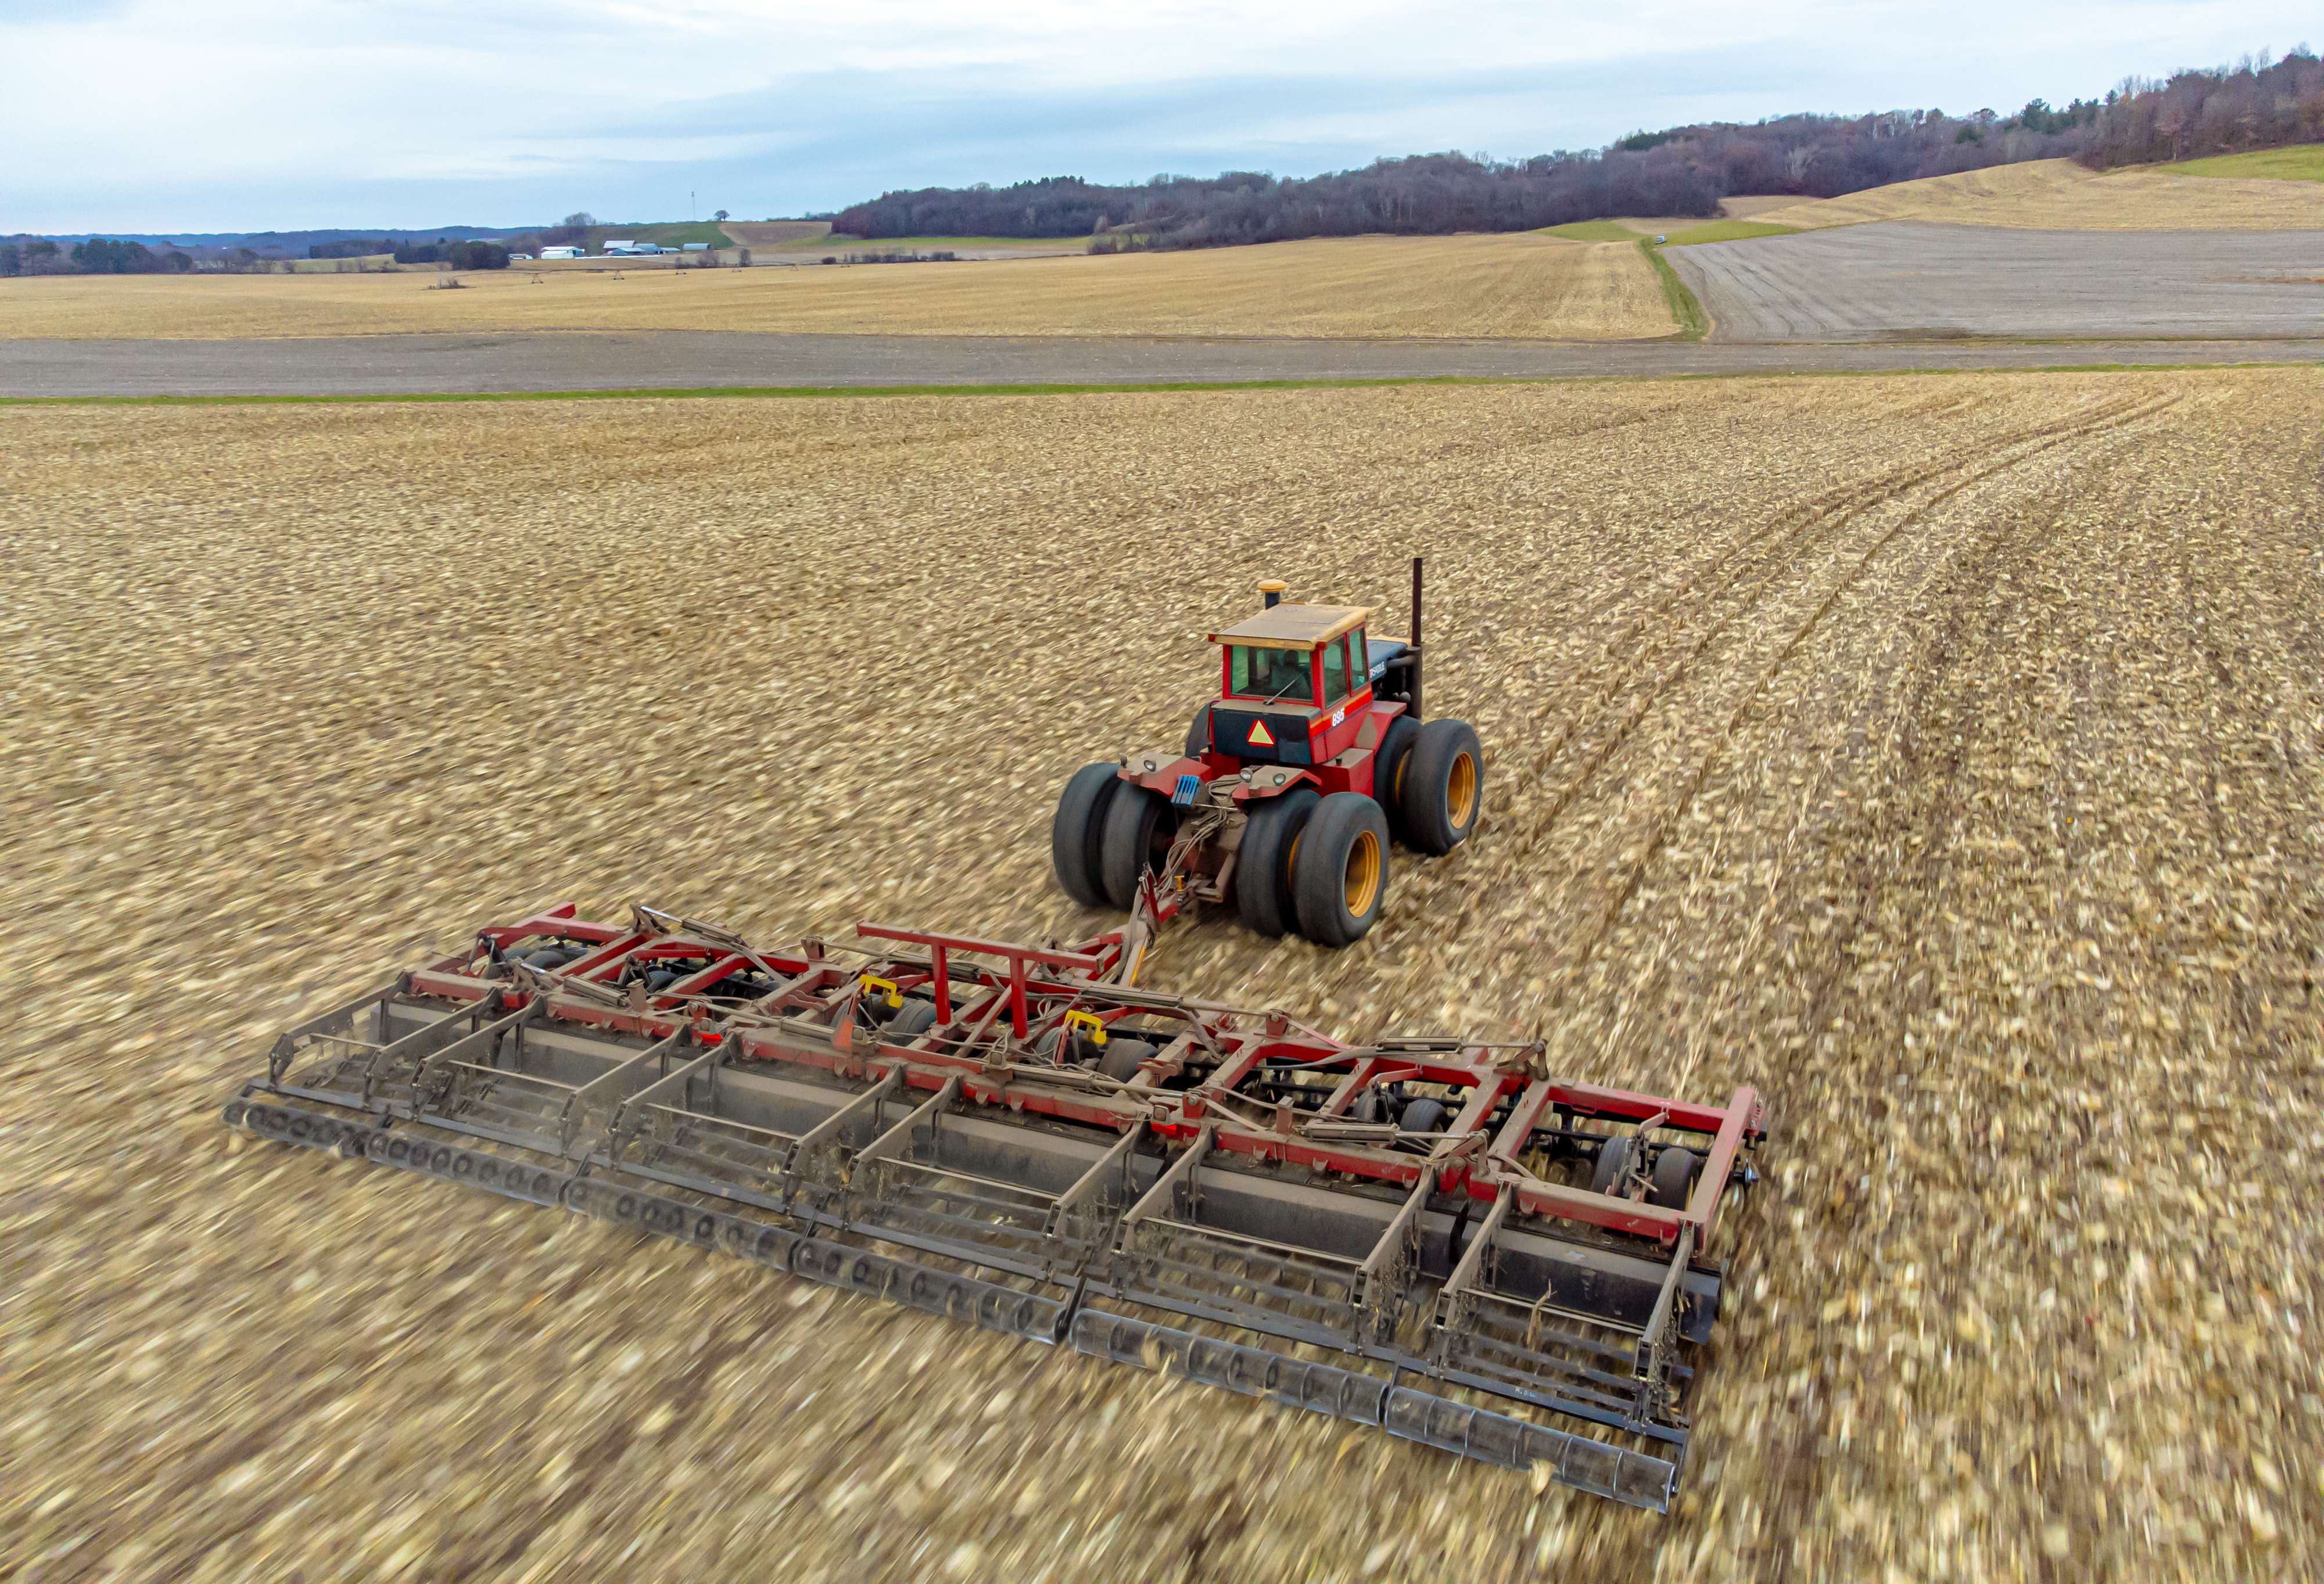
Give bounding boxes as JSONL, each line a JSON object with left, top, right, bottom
{"left": 1100, "top": 785, "right": 1179, "bottom": 911}
{"left": 1400, "top": 718, "right": 1483, "bottom": 856}
{"left": 1235, "top": 785, "right": 1318, "bottom": 938}
{"left": 1051, "top": 763, "right": 1124, "bottom": 908}
{"left": 1372, "top": 713, "right": 1420, "bottom": 845}
{"left": 1292, "top": 792, "right": 1390, "bottom": 947}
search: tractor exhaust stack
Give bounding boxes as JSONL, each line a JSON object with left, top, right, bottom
{"left": 1408, "top": 554, "right": 1424, "bottom": 723}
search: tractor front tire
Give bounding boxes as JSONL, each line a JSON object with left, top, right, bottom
{"left": 1372, "top": 713, "right": 1420, "bottom": 844}
{"left": 1099, "top": 784, "right": 1178, "bottom": 911}
{"left": 1399, "top": 718, "right": 1483, "bottom": 856}
{"left": 1292, "top": 792, "right": 1390, "bottom": 947}
{"left": 1052, "top": 762, "right": 1124, "bottom": 908}
{"left": 1234, "top": 785, "right": 1318, "bottom": 938}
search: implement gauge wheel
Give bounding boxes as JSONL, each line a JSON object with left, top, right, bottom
{"left": 1400, "top": 718, "right": 1484, "bottom": 856}
{"left": 1292, "top": 792, "right": 1390, "bottom": 947}
{"left": 1235, "top": 785, "right": 1319, "bottom": 938}
{"left": 1052, "top": 763, "right": 1125, "bottom": 908}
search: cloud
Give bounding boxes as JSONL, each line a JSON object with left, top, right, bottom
{"left": 1, "top": 0, "right": 2314, "bottom": 230}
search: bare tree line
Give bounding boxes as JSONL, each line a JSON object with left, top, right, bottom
{"left": 831, "top": 50, "right": 2322, "bottom": 249}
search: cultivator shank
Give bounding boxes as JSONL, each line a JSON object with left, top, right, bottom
{"left": 226, "top": 899, "right": 1765, "bottom": 1513}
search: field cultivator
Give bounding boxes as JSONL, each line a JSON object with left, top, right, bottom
{"left": 224, "top": 896, "right": 1767, "bottom": 1513}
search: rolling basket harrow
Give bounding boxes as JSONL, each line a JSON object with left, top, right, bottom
{"left": 225, "top": 890, "right": 1766, "bottom": 1513}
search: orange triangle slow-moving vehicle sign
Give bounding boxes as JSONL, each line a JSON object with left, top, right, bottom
{"left": 1247, "top": 720, "right": 1275, "bottom": 747}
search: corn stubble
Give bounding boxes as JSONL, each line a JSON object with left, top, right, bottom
{"left": 3, "top": 369, "right": 2319, "bottom": 1582}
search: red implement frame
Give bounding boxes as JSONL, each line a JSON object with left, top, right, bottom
{"left": 416, "top": 900, "right": 1764, "bottom": 1248}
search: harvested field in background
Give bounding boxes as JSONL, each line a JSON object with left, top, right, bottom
{"left": 1748, "top": 156, "right": 2324, "bottom": 231}
{"left": 1673, "top": 222, "right": 2324, "bottom": 343}
{"left": 5, "top": 369, "right": 2323, "bottom": 1583}
{"left": 0, "top": 233, "right": 1669, "bottom": 343}
{"left": 719, "top": 220, "right": 836, "bottom": 246}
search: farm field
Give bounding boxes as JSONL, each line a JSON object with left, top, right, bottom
{"left": 5, "top": 368, "right": 2321, "bottom": 1583}
{"left": 2175, "top": 146, "right": 2324, "bottom": 182}
{"left": 1746, "top": 156, "right": 2324, "bottom": 231}
{"left": 0, "top": 233, "right": 1668, "bottom": 343}
{"left": 719, "top": 220, "right": 836, "bottom": 246}
{"left": 1673, "top": 222, "right": 2324, "bottom": 342}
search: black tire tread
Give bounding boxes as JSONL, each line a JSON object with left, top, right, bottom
{"left": 1400, "top": 717, "right": 1484, "bottom": 856}
{"left": 1051, "top": 762, "right": 1124, "bottom": 908}
{"left": 1291, "top": 792, "right": 1390, "bottom": 948}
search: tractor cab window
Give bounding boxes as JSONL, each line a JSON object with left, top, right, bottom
{"left": 1321, "top": 637, "right": 1350, "bottom": 705}
{"left": 1349, "top": 629, "right": 1367, "bottom": 683}
{"left": 1229, "top": 645, "right": 1315, "bottom": 705}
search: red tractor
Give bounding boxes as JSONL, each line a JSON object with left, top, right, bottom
{"left": 1051, "top": 559, "right": 1482, "bottom": 946}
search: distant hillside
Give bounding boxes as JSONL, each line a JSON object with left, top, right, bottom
{"left": 835, "top": 49, "right": 2322, "bottom": 250}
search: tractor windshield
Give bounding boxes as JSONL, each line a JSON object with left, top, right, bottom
{"left": 1228, "top": 645, "right": 1315, "bottom": 705}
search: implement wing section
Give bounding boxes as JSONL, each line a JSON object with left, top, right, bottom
{"left": 224, "top": 900, "right": 1766, "bottom": 1514}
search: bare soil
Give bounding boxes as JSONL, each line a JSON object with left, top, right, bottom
{"left": 0, "top": 234, "right": 1668, "bottom": 343}
{"left": 6, "top": 332, "right": 2316, "bottom": 400}
{"left": 4, "top": 371, "right": 2321, "bottom": 1582}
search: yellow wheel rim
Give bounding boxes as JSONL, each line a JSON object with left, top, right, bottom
{"left": 1447, "top": 752, "right": 1477, "bottom": 829}
{"left": 1343, "top": 829, "right": 1381, "bottom": 917}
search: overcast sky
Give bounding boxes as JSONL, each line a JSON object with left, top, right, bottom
{"left": 0, "top": 1, "right": 2308, "bottom": 234}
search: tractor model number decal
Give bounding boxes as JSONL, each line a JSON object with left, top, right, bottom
{"left": 1247, "top": 720, "right": 1275, "bottom": 747}
{"left": 1331, "top": 706, "right": 1346, "bottom": 727}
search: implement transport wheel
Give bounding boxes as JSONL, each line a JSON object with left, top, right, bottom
{"left": 1235, "top": 785, "right": 1319, "bottom": 938}
{"left": 1372, "top": 713, "right": 1420, "bottom": 844}
{"left": 1591, "top": 1136, "right": 1635, "bottom": 1197}
{"left": 1052, "top": 763, "right": 1124, "bottom": 908}
{"left": 1292, "top": 792, "right": 1390, "bottom": 947}
{"left": 1098, "top": 1037, "right": 1155, "bottom": 1082}
{"left": 1400, "top": 718, "right": 1484, "bottom": 856}
{"left": 887, "top": 1000, "right": 942, "bottom": 1043}
{"left": 1099, "top": 785, "right": 1179, "bottom": 911}
{"left": 1400, "top": 1097, "right": 1449, "bottom": 1134}
{"left": 1649, "top": 1145, "right": 1700, "bottom": 1209}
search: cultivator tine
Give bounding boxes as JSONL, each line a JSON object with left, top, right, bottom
{"left": 1043, "top": 1120, "right": 1148, "bottom": 1242}
{"left": 848, "top": 1073, "right": 963, "bottom": 1206}
{"left": 223, "top": 900, "right": 1764, "bottom": 1514}
{"left": 1353, "top": 1172, "right": 1434, "bottom": 1342}
{"left": 558, "top": 1025, "right": 693, "bottom": 1159}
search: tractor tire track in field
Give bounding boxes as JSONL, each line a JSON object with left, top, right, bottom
{"left": 1475, "top": 391, "right": 2182, "bottom": 1040}
{"left": 1496, "top": 389, "right": 2157, "bottom": 845}
{"left": 1652, "top": 389, "right": 2324, "bottom": 1583}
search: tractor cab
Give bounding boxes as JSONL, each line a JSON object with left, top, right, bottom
{"left": 1203, "top": 594, "right": 1412, "bottom": 773}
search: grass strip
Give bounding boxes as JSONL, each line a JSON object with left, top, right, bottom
{"left": 1658, "top": 220, "right": 1802, "bottom": 246}
{"left": 1638, "top": 239, "right": 1709, "bottom": 340}
{"left": 1537, "top": 220, "right": 1640, "bottom": 241}
{"left": 2170, "top": 145, "right": 2324, "bottom": 182}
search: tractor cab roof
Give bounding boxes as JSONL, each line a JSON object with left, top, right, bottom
{"left": 1207, "top": 603, "right": 1371, "bottom": 652}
